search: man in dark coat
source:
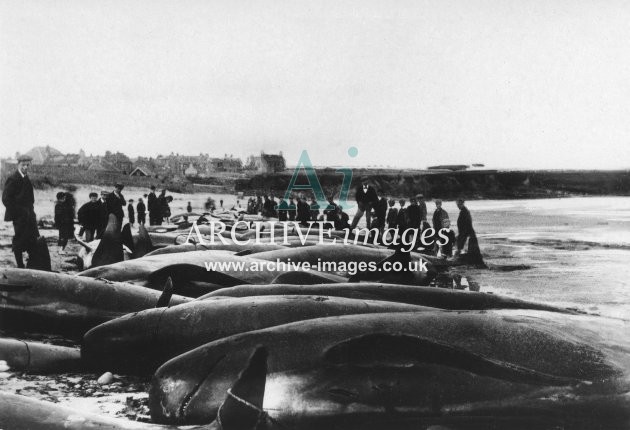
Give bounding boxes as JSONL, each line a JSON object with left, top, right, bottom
{"left": 288, "top": 197, "right": 297, "bottom": 221}
{"left": 147, "top": 185, "right": 157, "bottom": 225}
{"left": 78, "top": 192, "right": 104, "bottom": 242}
{"left": 405, "top": 196, "right": 423, "bottom": 250}
{"left": 386, "top": 199, "right": 398, "bottom": 229}
{"left": 2, "top": 155, "right": 40, "bottom": 268}
{"left": 406, "top": 196, "right": 422, "bottom": 230}
{"left": 296, "top": 195, "right": 311, "bottom": 225}
{"left": 105, "top": 183, "right": 126, "bottom": 227}
{"left": 155, "top": 189, "right": 167, "bottom": 225}
{"left": 396, "top": 199, "right": 407, "bottom": 230}
{"left": 96, "top": 191, "right": 109, "bottom": 238}
{"left": 350, "top": 177, "right": 379, "bottom": 229}
{"left": 262, "top": 195, "right": 275, "bottom": 218}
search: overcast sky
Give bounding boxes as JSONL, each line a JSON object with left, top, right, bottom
{"left": 2, "top": 0, "right": 630, "bottom": 169}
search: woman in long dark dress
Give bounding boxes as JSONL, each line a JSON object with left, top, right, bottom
{"left": 55, "top": 192, "right": 75, "bottom": 255}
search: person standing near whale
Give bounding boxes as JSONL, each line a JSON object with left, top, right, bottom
{"left": 147, "top": 185, "right": 158, "bottom": 225}
{"left": 2, "top": 155, "right": 40, "bottom": 268}
{"left": 456, "top": 198, "right": 484, "bottom": 265}
{"left": 104, "top": 183, "right": 126, "bottom": 227}
{"left": 350, "top": 176, "right": 379, "bottom": 230}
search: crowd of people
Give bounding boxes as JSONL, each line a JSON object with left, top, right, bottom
{"left": 73, "top": 184, "right": 176, "bottom": 236}
{"left": 47, "top": 184, "right": 177, "bottom": 252}
{"left": 2, "top": 156, "right": 479, "bottom": 267}
{"left": 243, "top": 177, "right": 479, "bottom": 259}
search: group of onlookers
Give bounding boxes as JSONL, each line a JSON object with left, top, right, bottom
{"left": 347, "top": 177, "right": 478, "bottom": 258}
{"left": 2, "top": 156, "right": 481, "bottom": 269}
{"left": 248, "top": 177, "right": 479, "bottom": 259}
{"left": 53, "top": 184, "right": 175, "bottom": 251}
{"left": 146, "top": 186, "right": 174, "bottom": 226}
{"left": 65, "top": 180, "right": 477, "bottom": 259}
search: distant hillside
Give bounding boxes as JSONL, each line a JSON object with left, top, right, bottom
{"left": 235, "top": 169, "right": 630, "bottom": 200}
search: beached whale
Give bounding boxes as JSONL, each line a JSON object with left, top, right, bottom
{"left": 0, "top": 346, "right": 268, "bottom": 430}
{"left": 149, "top": 310, "right": 630, "bottom": 428}
{"left": 0, "top": 268, "right": 190, "bottom": 337}
{"left": 0, "top": 337, "right": 81, "bottom": 373}
{"left": 144, "top": 241, "right": 286, "bottom": 257}
{"left": 78, "top": 250, "right": 345, "bottom": 296}
{"left": 82, "top": 295, "right": 430, "bottom": 374}
{"left": 199, "top": 282, "right": 576, "bottom": 313}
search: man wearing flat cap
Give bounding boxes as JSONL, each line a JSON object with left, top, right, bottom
{"left": 2, "top": 155, "right": 40, "bottom": 268}
{"left": 350, "top": 176, "right": 379, "bottom": 230}
{"left": 105, "top": 182, "right": 126, "bottom": 227}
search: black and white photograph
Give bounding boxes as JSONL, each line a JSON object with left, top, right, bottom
{"left": 1, "top": 1, "right": 629, "bottom": 429}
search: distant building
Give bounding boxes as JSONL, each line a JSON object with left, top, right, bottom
{"left": 208, "top": 155, "right": 243, "bottom": 173}
{"left": 246, "top": 151, "right": 286, "bottom": 173}
{"left": 184, "top": 163, "right": 198, "bottom": 177}
{"left": 102, "top": 151, "right": 133, "bottom": 173}
{"left": 130, "top": 167, "right": 150, "bottom": 177}
{"left": 427, "top": 164, "right": 469, "bottom": 172}
{"left": 87, "top": 161, "right": 111, "bottom": 171}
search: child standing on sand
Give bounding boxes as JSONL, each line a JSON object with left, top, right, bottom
{"left": 438, "top": 218, "right": 456, "bottom": 258}
{"left": 127, "top": 199, "right": 135, "bottom": 226}
{"left": 54, "top": 192, "right": 75, "bottom": 255}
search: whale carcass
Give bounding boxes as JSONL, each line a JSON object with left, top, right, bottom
{"left": 82, "top": 295, "right": 430, "bottom": 374}
{"left": 78, "top": 250, "right": 346, "bottom": 296}
{"left": 0, "top": 268, "right": 190, "bottom": 337}
{"left": 0, "top": 346, "right": 268, "bottom": 430}
{"left": 200, "top": 282, "right": 577, "bottom": 313}
{"left": 0, "top": 337, "right": 81, "bottom": 373}
{"left": 149, "top": 310, "right": 630, "bottom": 428}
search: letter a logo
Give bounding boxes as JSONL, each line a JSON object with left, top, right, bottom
{"left": 281, "top": 150, "right": 328, "bottom": 210}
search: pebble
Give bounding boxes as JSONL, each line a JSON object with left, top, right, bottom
{"left": 0, "top": 360, "right": 10, "bottom": 372}
{"left": 97, "top": 372, "right": 114, "bottom": 385}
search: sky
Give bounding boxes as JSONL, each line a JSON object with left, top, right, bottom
{"left": 1, "top": 0, "right": 630, "bottom": 169}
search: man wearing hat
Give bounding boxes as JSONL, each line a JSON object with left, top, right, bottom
{"left": 406, "top": 196, "right": 422, "bottom": 230}
{"left": 2, "top": 155, "right": 40, "bottom": 268}
{"left": 105, "top": 183, "right": 126, "bottom": 226}
{"left": 350, "top": 176, "right": 379, "bottom": 230}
